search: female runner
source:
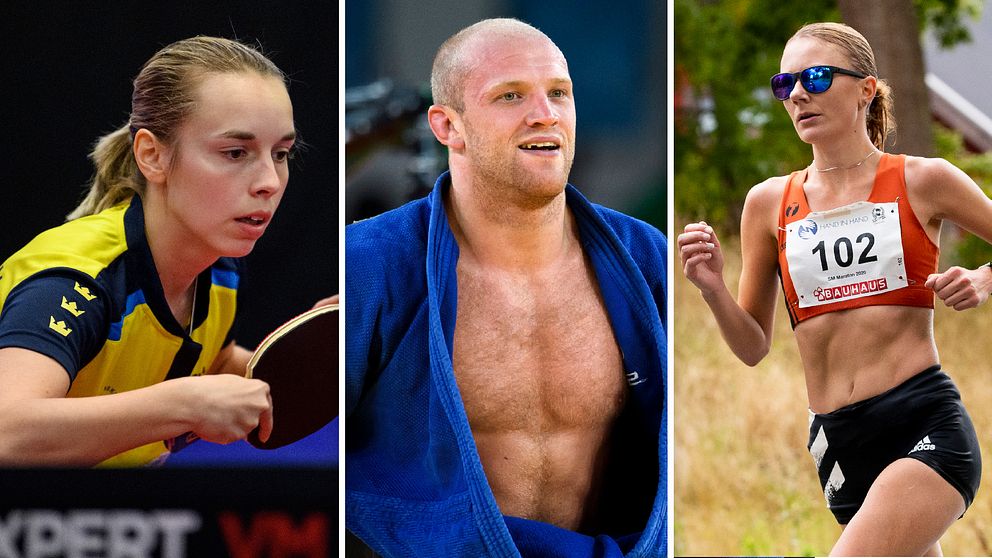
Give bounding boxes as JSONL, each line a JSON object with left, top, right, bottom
{"left": 679, "top": 22, "right": 989, "bottom": 556}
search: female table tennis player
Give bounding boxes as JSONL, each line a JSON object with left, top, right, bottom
{"left": 0, "top": 36, "right": 296, "bottom": 466}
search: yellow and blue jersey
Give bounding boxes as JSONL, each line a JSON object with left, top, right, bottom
{"left": 0, "top": 195, "right": 241, "bottom": 466}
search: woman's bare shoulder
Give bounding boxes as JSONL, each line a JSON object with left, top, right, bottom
{"left": 744, "top": 174, "right": 791, "bottom": 215}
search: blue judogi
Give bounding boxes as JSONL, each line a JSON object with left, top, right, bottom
{"left": 346, "top": 173, "right": 667, "bottom": 557}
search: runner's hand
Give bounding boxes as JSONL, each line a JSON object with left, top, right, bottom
{"left": 925, "top": 265, "right": 992, "bottom": 311}
{"left": 678, "top": 221, "right": 726, "bottom": 296}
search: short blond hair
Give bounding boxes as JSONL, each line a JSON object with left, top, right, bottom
{"left": 430, "top": 18, "right": 562, "bottom": 112}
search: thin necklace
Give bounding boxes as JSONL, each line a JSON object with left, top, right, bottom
{"left": 188, "top": 279, "right": 198, "bottom": 337}
{"left": 814, "top": 149, "right": 879, "bottom": 173}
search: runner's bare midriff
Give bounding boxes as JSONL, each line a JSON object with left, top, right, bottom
{"left": 796, "top": 304, "right": 938, "bottom": 414}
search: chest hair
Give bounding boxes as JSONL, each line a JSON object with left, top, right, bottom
{"left": 452, "top": 252, "right": 626, "bottom": 434}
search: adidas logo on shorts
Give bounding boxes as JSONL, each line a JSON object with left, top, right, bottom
{"left": 910, "top": 435, "right": 936, "bottom": 453}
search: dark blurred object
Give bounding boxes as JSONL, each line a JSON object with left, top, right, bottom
{"left": 346, "top": 530, "right": 382, "bottom": 557}
{"left": 345, "top": 79, "right": 424, "bottom": 149}
{"left": 0, "top": 468, "right": 335, "bottom": 556}
{"left": 346, "top": 80, "right": 443, "bottom": 223}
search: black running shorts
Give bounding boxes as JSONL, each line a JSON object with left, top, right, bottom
{"left": 807, "top": 365, "right": 981, "bottom": 524}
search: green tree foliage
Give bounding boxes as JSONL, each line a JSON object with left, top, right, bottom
{"left": 918, "top": 0, "right": 983, "bottom": 47}
{"left": 933, "top": 124, "right": 992, "bottom": 267}
{"left": 674, "top": 0, "right": 839, "bottom": 231}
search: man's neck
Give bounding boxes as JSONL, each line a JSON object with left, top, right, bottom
{"left": 444, "top": 178, "right": 577, "bottom": 271}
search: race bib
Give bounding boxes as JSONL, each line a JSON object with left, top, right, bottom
{"left": 785, "top": 201, "right": 907, "bottom": 308}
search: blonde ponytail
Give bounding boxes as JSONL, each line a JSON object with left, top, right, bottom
{"left": 867, "top": 79, "right": 895, "bottom": 150}
{"left": 67, "top": 125, "right": 142, "bottom": 220}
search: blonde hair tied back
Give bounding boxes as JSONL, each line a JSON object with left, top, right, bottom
{"left": 790, "top": 22, "right": 895, "bottom": 150}
{"left": 68, "top": 36, "right": 285, "bottom": 220}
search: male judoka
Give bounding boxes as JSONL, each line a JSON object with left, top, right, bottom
{"left": 345, "top": 18, "right": 667, "bottom": 558}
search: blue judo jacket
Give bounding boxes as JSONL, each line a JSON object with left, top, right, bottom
{"left": 346, "top": 173, "right": 668, "bottom": 557}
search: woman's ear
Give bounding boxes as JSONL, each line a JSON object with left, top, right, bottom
{"left": 860, "top": 75, "right": 877, "bottom": 110}
{"left": 132, "top": 128, "right": 170, "bottom": 185}
{"left": 427, "top": 104, "right": 466, "bottom": 150}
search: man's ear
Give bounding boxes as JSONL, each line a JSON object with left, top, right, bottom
{"left": 427, "top": 104, "right": 465, "bottom": 150}
{"left": 133, "top": 128, "right": 170, "bottom": 185}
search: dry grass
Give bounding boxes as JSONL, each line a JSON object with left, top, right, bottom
{"left": 674, "top": 236, "right": 992, "bottom": 556}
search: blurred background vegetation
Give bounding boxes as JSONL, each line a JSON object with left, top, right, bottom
{"left": 675, "top": 0, "right": 838, "bottom": 228}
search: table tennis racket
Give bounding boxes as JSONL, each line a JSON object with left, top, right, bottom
{"left": 246, "top": 303, "right": 339, "bottom": 449}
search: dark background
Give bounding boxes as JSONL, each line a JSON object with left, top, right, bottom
{"left": 1, "top": 3, "right": 338, "bottom": 467}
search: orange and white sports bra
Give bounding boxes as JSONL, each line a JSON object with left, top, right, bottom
{"left": 777, "top": 153, "right": 938, "bottom": 327}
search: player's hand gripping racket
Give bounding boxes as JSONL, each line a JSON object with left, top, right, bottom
{"left": 246, "top": 303, "right": 339, "bottom": 449}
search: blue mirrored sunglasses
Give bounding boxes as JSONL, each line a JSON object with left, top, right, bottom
{"left": 770, "top": 65, "right": 867, "bottom": 101}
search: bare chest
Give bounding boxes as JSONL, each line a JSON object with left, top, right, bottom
{"left": 451, "top": 257, "right": 626, "bottom": 432}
